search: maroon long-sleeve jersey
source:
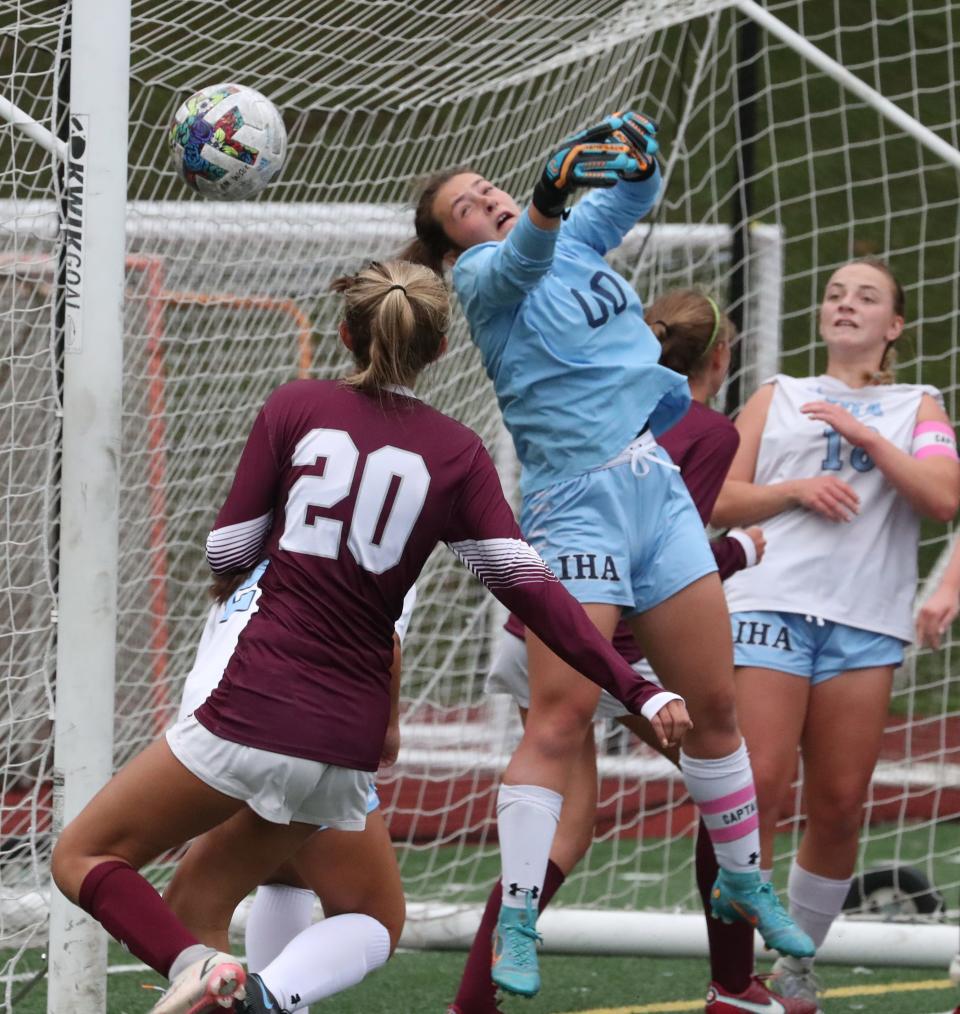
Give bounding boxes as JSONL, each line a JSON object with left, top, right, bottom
{"left": 505, "top": 400, "right": 745, "bottom": 663}
{"left": 195, "top": 380, "right": 672, "bottom": 770}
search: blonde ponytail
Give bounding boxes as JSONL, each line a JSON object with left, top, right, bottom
{"left": 331, "top": 261, "right": 449, "bottom": 392}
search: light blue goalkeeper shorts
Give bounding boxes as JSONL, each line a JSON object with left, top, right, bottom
{"left": 519, "top": 432, "right": 716, "bottom": 615}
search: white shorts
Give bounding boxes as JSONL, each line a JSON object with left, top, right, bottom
{"left": 166, "top": 715, "right": 370, "bottom": 830}
{"left": 484, "top": 628, "right": 661, "bottom": 721}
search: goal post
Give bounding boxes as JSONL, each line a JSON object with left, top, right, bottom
{"left": 46, "top": 1, "right": 131, "bottom": 1013}
{"left": 2, "top": 2, "right": 960, "bottom": 1010}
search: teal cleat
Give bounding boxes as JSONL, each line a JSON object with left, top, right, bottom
{"left": 491, "top": 894, "right": 542, "bottom": 997}
{"left": 711, "top": 869, "right": 816, "bottom": 959}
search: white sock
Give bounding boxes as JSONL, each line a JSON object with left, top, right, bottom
{"left": 258, "top": 913, "right": 391, "bottom": 1010}
{"left": 760, "top": 867, "right": 773, "bottom": 884}
{"left": 680, "top": 741, "right": 761, "bottom": 874}
{"left": 788, "top": 861, "right": 852, "bottom": 949}
{"left": 245, "top": 884, "right": 316, "bottom": 973}
{"left": 497, "top": 783, "right": 562, "bottom": 909}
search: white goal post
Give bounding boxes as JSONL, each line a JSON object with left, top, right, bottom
{"left": 2, "top": 3, "right": 960, "bottom": 1013}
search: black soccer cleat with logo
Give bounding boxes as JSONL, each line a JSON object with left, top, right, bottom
{"left": 233, "top": 973, "right": 289, "bottom": 1014}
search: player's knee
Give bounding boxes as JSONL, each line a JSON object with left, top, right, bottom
{"left": 523, "top": 706, "right": 593, "bottom": 759}
{"left": 50, "top": 838, "right": 77, "bottom": 901}
{"left": 806, "top": 785, "right": 867, "bottom": 841}
{"left": 681, "top": 696, "right": 739, "bottom": 760}
{"left": 688, "top": 685, "right": 738, "bottom": 737}
{"left": 50, "top": 827, "right": 94, "bottom": 903}
{"left": 524, "top": 724, "right": 587, "bottom": 763}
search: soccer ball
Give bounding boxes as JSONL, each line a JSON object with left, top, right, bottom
{"left": 168, "top": 83, "right": 287, "bottom": 200}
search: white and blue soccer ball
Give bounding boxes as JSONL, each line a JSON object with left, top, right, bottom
{"left": 168, "top": 82, "right": 287, "bottom": 200}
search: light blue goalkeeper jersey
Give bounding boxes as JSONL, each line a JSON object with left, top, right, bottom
{"left": 453, "top": 167, "right": 690, "bottom": 496}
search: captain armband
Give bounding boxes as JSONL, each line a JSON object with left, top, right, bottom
{"left": 911, "top": 421, "right": 959, "bottom": 460}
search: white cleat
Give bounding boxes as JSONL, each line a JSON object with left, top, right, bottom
{"left": 148, "top": 951, "right": 246, "bottom": 1014}
{"left": 771, "top": 956, "right": 823, "bottom": 1013}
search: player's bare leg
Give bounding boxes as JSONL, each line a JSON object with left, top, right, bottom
{"left": 51, "top": 737, "right": 312, "bottom": 1012}
{"left": 618, "top": 708, "right": 816, "bottom": 1013}
{"left": 164, "top": 806, "right": 318, "bottom": 953}
{"left": 169, "top": 808, "right": 401, "bottom": 1012}
{"left": 800, "top": 665, "right": 893, "bottom": 877}
{"left": 506, "top": 603, "right": 617, "bottom": 791}
{"left": 450, "top": 705, "right": 593, "bottom": 1014}
{"left": 540, "top": 722, "right": 599, "bottom": 875}
{"left": 492, "top": 602, "right": 617, "bottom": 996}
{"left": 290, "top": 810, "right": 405, "bottom": 951}
{"left": 766, "top": 665, "right": 894, "bottom": 1010}
{"left": 52, "top": 738, "right": 245, "bottom": 899}
{"left": 731, "top": 666, "right": 810, "bottom": 867}
{"left": 628, "top": 575, "right": 814, "bottom": 958}
{"left": 628, "top": 574, "right": 739, "bottom": 757}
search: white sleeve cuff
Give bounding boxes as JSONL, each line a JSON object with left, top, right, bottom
{"left": 728, "top": 528, "right": 758, "bottom": 568}
{"left": 639, "top": 690, "right": 684, "bottom": 723}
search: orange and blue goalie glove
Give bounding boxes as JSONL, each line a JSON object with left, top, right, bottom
{"left": 609, "top": 111, "right": 659, "bottom": 181}
{"left": 532, "top": 118, "right": 641, "bottom": 218}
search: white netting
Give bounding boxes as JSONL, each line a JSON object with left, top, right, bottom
{"left": 0, "top": 3, "right": 66, "bottom": 1009}
{"left": 3, "top": 0, "right": 960, "bottom": 1008}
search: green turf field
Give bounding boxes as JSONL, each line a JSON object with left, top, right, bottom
{"left": 6, "top": 822, "right": 958, "bottom": 1013}
{"left": 6, "top": 946, "right": 959, "bottom": 1014}
{"left": 393, "top": 826, "right": 960, "bottom": 914}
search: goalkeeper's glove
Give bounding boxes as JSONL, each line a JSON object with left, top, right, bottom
{"left": 532, "top": 118, "right": 640, "bottom": 218}
{"left": 609, "top": 111, "right": 659, "bottom": 181}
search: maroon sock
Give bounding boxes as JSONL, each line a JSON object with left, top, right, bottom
{"left": 452, "top": 859, "right": 566, "bottom": 1013}
{"left": 78, "top": 860, "right": 200, "bottom": 978}
{"left": 695, "top": 819, "right": 753, "bottom": 993}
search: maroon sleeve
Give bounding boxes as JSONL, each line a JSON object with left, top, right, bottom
{"left": 504, "top": 612, "right": 525, "bottom": 641}
{"left": 445, "top": 443, "right": 669, "bottom": 715}
{"left": 675, "top": 421, "right": 739, "bottom": 525}
{"left": 710, "top": 534, "right": 747, "bottom": 581}
{"left": 205, "top": 401, "right": 281, "bottom": 573}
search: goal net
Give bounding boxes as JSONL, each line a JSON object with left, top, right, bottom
{"left": 3, "top": 0, "right": 960, "bottom": 1008}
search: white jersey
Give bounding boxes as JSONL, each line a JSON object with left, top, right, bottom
{"left": 178, "top": 560, "right": 418, "bottom": 722}
{"left": 724, "top": 374, "right": 941, "bottom": 642}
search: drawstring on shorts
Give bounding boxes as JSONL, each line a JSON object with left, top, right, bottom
{"left": 628, "top": 440, "right": 680, "bottom": 477}
{"left": 594, "top": 430, "right": 680, "bottom": 478}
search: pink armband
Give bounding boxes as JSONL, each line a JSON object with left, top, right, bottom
{"left": 912, "top": 421, "right": 958, "bottom": 460}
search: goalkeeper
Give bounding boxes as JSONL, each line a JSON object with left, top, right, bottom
{"left": 402, "top": 112, "right": 813, "bottom": 1000}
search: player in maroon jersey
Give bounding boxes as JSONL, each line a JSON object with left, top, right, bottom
{"left": 448, "top": 290, "right": 816, "bottom": 1014}
{"left": 161, "top": 563, "right": 412, "bottom": 1011}
{"left": 50, "top": 260, "right": 690, "bottom": 1014}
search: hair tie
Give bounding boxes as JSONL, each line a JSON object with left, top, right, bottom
{"left": 386, "top": 284, "right": 407, "bottom": 295}
{"left": 703, "top": 296, "right": 722, "bottom": 355}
